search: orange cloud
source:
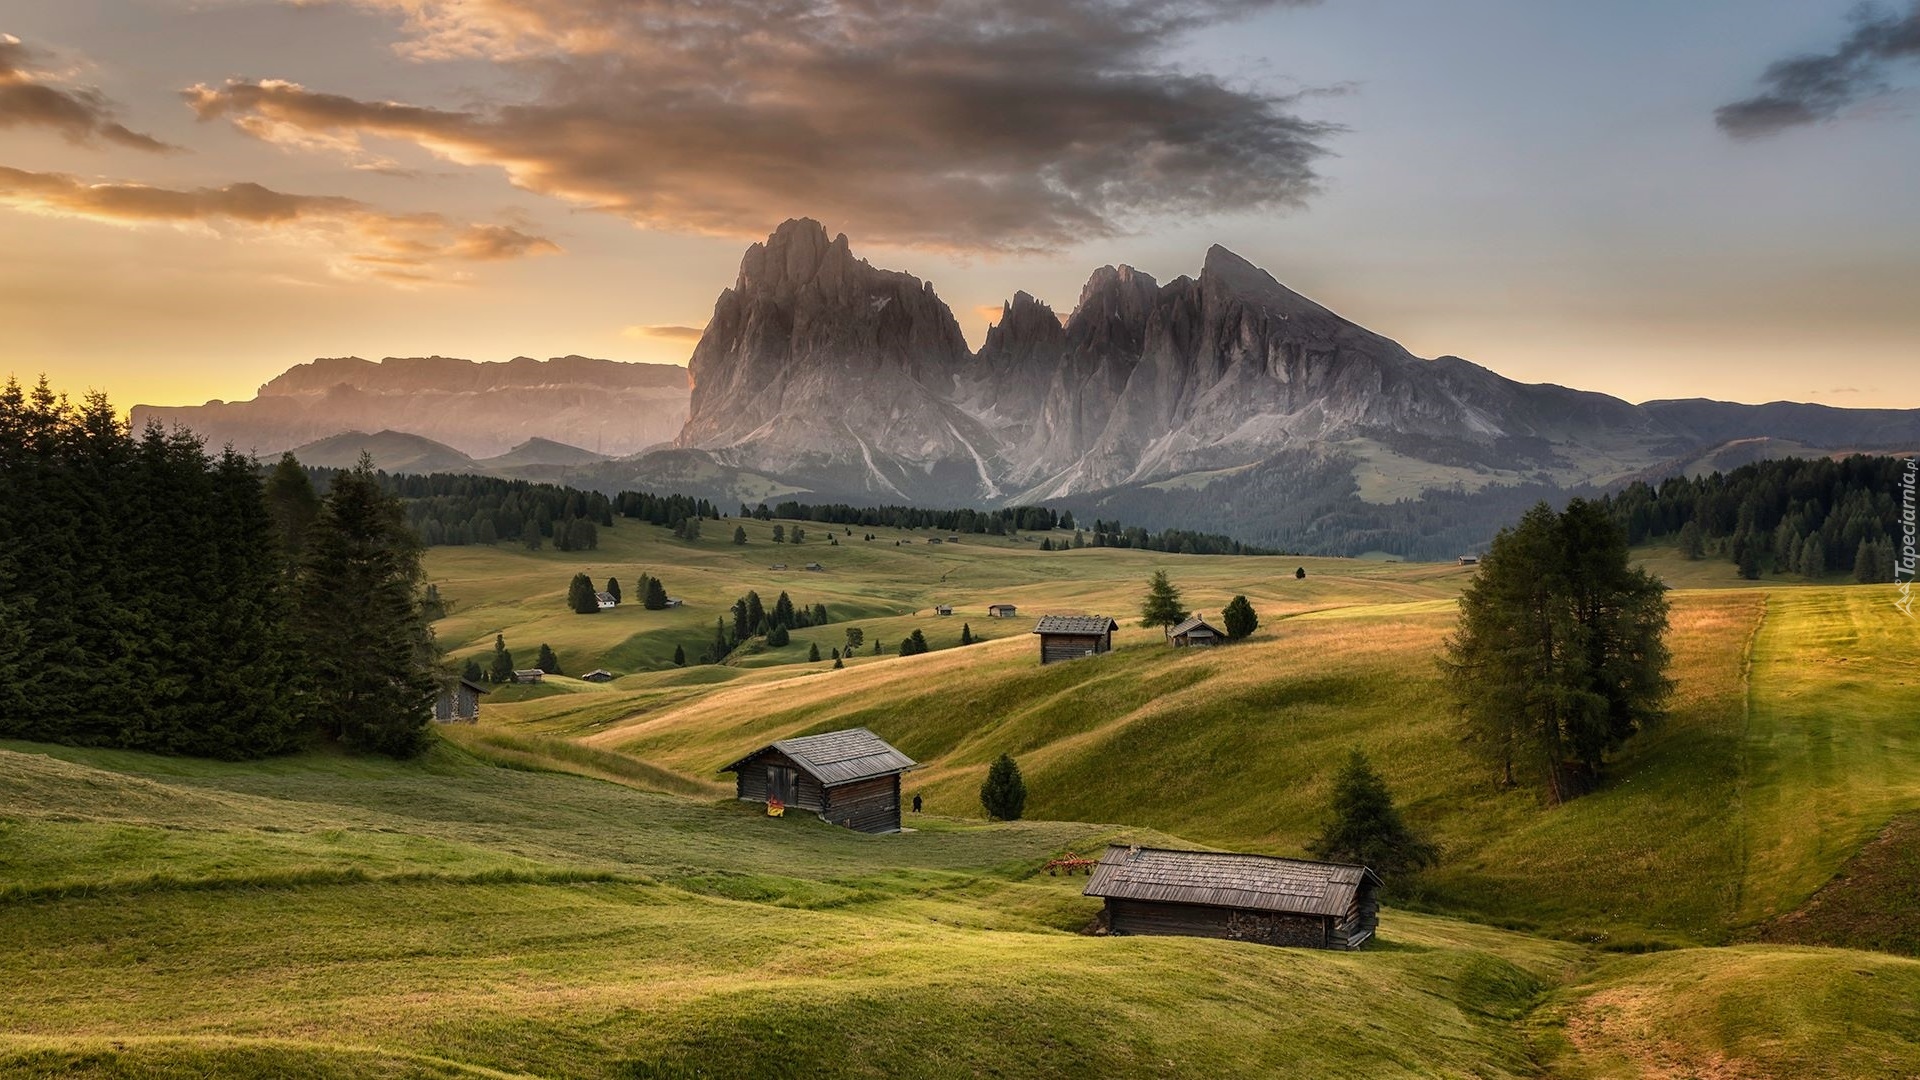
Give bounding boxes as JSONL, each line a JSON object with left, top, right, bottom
{"left": 974, "top": 303, "right": 1005, "bottom": 326}
{"left": 184, "top": 1, "right": 1337, "bottom": 253}
{"left": 622, "top": 324, "right": 705, "bottom": 342}
{"left": 0, "top": 36, "right": 176, "bottom": 152}
{"left": 0, "top": 164, "right": 557, "bottom": 282}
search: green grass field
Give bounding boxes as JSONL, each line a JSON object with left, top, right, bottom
{"left": 4, "top": 512, "right": 1918, "bottom": 1077}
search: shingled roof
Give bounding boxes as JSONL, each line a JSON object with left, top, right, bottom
{"left": 1083, "top": 845, "right": 1381, "bottom": 917}
{"left": 1167, "top": 615, "right": 1219, "bottom": 636}
{"left": 1032, "top": 614, "right": 1119, "bottom": 635}
{"left": 722, "top": 727, "right": 918, "bottom": 786}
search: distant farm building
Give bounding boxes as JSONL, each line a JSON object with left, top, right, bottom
{"left": 948, "top": 536, "right": 961, "bottom": 542}
{"left": 804, "top": 562, "right": 824, "bottom": 572}
{"left": 664, "top": 597, "right": 685, "bottom": 608}
{"left": 511, "top": 669, "right": 545, "bottom": 684}
{"left": 927, "top": 537, "right": 943, "bottom": 544}
{"left": 1457, "top": 555, "right": 1479, "bottom": 566}
{"left": 433, "top": 678, "right": 487, "bottom": 722}
{"left": 1166, "top": 615, "right": 1222, "bottom": 647}
{"left": 1084, "top": 845, "right": 1381, "bottom": 950}
{"left": 581, "top": 669, "right": 616, "bottom": 683}
{"left": 595, "top": 591, "right": 619, "bottom": 610}
{"left": 769, "top": 563, "right": 788, "bottom": 570}
{"left": 1032, "top": 614, "right": 1117, "bottom": 665}
{"left": 722, "top": 727, "right": 918, "bottom": 834}
{"left": 934, "top": 605, "right": 954, "bottom": 616}
{"left": 987, "top": 603, "right": 1018, "bottom": 618}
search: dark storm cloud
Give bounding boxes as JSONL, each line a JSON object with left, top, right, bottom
{"left": 0, "top": 164, "right": 557, "bottom": 281}
{"left": 1716, "top": 1, "right": 1920, "bottom": 138}
{"left": 0, "top": 35, "right": 177, "bottom": 152}
{"left": 188, "top": 0, "right": 1336, "bottom": 252}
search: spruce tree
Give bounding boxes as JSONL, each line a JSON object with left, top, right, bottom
{"left": 569, "top": 572, "right": 599, "bottom": 614}
{"left": 1308, "top": 749, "right": 1437, "bottom": 876}
{"left": 294, "top": 458, "right": 439, "bottom": 757}
{"left": 808, "top": 642, "right": 821, "bottom": 662}
{"left": 536, "top": 643, "right": 561, "bottom": 675}
{"left": 645, "top": 576, "right": 670, "bottom": 610}
{"left": 833, "top": 655, "right": 844, "bottom": 669}
{"left": 979, "top": 753, "right": 1027, "bottom": 821}
{"left": 909, "top": 629, "right": 928, "bottom": 654}
{"left": 960, "top": 623, "right": 973, "bottom": 645}
{"left": 746, "top": 591, "right": 766, "bottom": 633}
{"left": 673, "top": 643, "right": 687, "bottom": 666}
{"left": 489, "top": 634, "right": 514, "bottom": 684}
{"left": 1222, "top": 595, "right": 1258, "bottom": 640}
{"left": 1295, "top": 566, "right": 1307, "bottom": 580}
{"left": 733, "top": 525, "right": 748, "bottom": 544}
{"left": 262, "top": 451, "right": 320, "bottom": 570}
{"left": 767, "top": 623, "right": 790, "bottom": 647}
{"left": 773, "top": 591, "right": 796, "bottom": 629}
{"left": 1139, "top": 569, "right": 1189, "bottom": 630}
{"left": 462, "top": 657, "right": 485, "bottom": 683}
{"left": 772, "top": 524, "right": 785, "bottom": 544}
{"left": 1677, "top": 521, "right": 1704, "bottom": 560}
{"left": 605, "top": 577, "right": 622, "bottom": 604}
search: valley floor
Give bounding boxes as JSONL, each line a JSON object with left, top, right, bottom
{"left": 4, "top": 523, "right": 1918, "bottom": 1078}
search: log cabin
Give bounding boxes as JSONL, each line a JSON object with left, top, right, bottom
{"left": 987, "top": 603, "right": 1018, "bottom": 618}
{"left": 1166, "top": 614, "right": 1222, "bottom": 647}
{"left": 722, "top": 727, "right": 918, "bottom": 834}
{"left": 1084, "top": 845, "right": 1381, "bottom": 950}
{"left": 1032, "top": 614, "right": 1117, "bottom": 664}
{"left": 433, "top": 678, "right": 488, "bottom": 722}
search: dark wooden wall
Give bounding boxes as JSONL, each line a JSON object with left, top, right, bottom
{"left": 822, "top": 774, "right": 902, "bottom": 834}
{"left": 731, "top": 749, "right": 827, "bottom": 812}
{"left": 1106, "top": 898, "right": 1350, "bottom": 949}
{"left": 1039, "top": 632, "right": 1110, "bottom": 665}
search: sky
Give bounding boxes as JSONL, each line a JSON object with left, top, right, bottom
{"left": 2, "top": 0, "right": 1917, "bottom": 411}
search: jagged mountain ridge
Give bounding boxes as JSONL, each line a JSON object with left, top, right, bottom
{"left": 133, "top": 355, "right": 690, "bottom": 459}
{"left": 676, "top": 219, "right": 1909, "bottom": 510}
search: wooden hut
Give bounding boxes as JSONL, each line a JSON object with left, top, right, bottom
{"left": 1032, "top": 614, "right": 1117, "bottom": 664}
{"left": 595, "top": 591, "right": 619, "bottom": 610}
{"left": 722, "top": 727, "right": 918, "bottom": 834}
{"left": 1457, "top": 555, "right": 1479, "bottom": 566}
{"left": 1083, "top": 845, "right": 1381, "bottom": 950}
{"left": 433, "top": 678, "right": 488, "bottom": 722}
{"left": 1166, "top": 614, "right": 1222, "bottom": 647}
{"left": 581, "top": 669, "right": 617, "bottom": 683}
{"left": 511, "top": 669, "right": 545, "bottom": 684}
{"left": 987, "top": 603, "right": 1018, "bottom": 618}
{"left": 934, "top": 604, "right": 954, "bottom": 616}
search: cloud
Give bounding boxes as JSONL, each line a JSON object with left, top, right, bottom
{"left": 0, "top": 164, "right": 558, "bottom": 282}
{"left": 186, "top": 0, "right": 1337, "bottom": 252}
{"left": 0, "top": 35, "right": 177, "bottom": 152}
{"left": 973, "top": 303, "right": 1006, "bottom": 325}
{"left": 622, "top": 324, "right": 704, "bottom": 342}
{"left": 1716, "top": 2, "right": 1920, "bottom": 138}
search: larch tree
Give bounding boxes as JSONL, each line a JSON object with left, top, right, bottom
{"left": 1138, "top": 569, "right": 1189, "bottom": 630}
{"left": 1441, "top": 500, "right": 1672, "bottom": 802}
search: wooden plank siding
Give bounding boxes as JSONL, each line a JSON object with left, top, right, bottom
{"left": 821, "top": 774, "right": 902, "bottom": 833}
{"left": 1039, "top": 632, "right": 1109, "bottom": 665}
{"left": 1106, "top": 898, "right": 1344, "bottom": 949}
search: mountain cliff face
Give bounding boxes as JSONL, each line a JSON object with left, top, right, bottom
{"left": 676, "top": 219, "right": 1004, "bottom": 500}
{"left": 132, "top": 355, "right": 689, "bottom": 459}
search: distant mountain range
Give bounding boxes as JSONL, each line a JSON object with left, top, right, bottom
{"left": 131, "top": 354, "right": 689, "bottom": 460}
{"left": 130, "top": 219, "right": 1920, "bottom": 556}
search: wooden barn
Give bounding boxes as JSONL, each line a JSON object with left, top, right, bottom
{"left": 1084, "top": 845, "right": 1381, "bottom": 950}
{"left": 934, "top": 604, "right": 954, "bottom": 616}
{"left": 722, "top": 728, "right": 918, "bottom": 834}
{"left": 433, "top": 678, "right": 488, "bottom": 722}
{"left": 1166, "top": 614, "right": 1222, "bottom": 647}
{"left": 581, "top": 669, "right": 617, "bottom": 683}
{"left": 511, "top": 669, "right": 545, "bottom": 684}
{"left": 1032, "top": 614, "right": 1117, "bottom": 664}
{"left": 987, "top": 603, "right": 1018, "bottom": 618}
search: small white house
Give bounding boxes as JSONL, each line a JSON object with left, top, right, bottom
{"left": 596, "top": 591, "right": 619, "bottom": 609}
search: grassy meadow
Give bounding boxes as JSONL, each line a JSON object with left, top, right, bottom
{"left": 4, "top": 510, "right": 1919, "bottom": 1077}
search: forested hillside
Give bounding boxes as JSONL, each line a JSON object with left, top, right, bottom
{"left": 1602, "top": 455, "right": 1911, "bottom": 580}
{"left": 0, "top": 379, "right": 439, "bottom": 759}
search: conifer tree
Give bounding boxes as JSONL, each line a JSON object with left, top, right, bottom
{"left": 979, "top": 754, "right": 1027, "bottom": 821}
{"left": 808, "top": 642, "right": 821, "bottom": 662}
{"left": 1295, "top": 566, "right": 1307, "bottom": 580}
{"left": 645, "top": 576, "right": 670, "bottom": 610}
{"left": 673, "top": 643, "right": 686, "bottom": 666}
{"left": 767, "top": 623, "right": 790, "bottom": 647}
{"left": 294, "top": 458, "right": 439, "bottom": 758}
{"left": 569, "top": 572, "right": 599, "bottom": 614}
{"left": 909, "top": 629, "right": 928, "bottom": 654}
{"left": 1308, "top": 749, "right": 1437, "bottom": 876}
{"left": 772, "top": 524, "right": 785, "bottom": 543}
{"left": 733, "top": 525, "right": 748, "bottom": 544}
{"left": 833, "top": 655, "right": 844, "bottom": 669}
{"left": 462, "top": 657, "right": 485, "bottom": 683}
{"left": 773, "top": 591, "right": 796, "bottom": 629}
{"left": 844, "top": 626, "right": 864, "bottom": 651}
{"left": 1222, "top": 595, "right": 1258, "bottom": 640}
{"left": 262, "top": 451, "right": 320, "bottom": 570}
{"left": 960, "top": 623, "right": 973, "bottom": 645}
{"left": 746, "top": 591, "right": 766, "bottom": 633}
{"left": 1139, "top": 569, "right": 1189, "bottom": 630}
{"left": 536, "top": 643, "right": 561, "bottom": 675}
{"left": 605, "top": 577, "right": 622, "bottom": 604}
{"left": 489, "top": 634, "right": 514, "bottom": 684}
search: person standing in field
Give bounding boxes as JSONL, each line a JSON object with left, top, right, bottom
{"left": 912, "top": 793, "right": 922, "bottom": 814}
